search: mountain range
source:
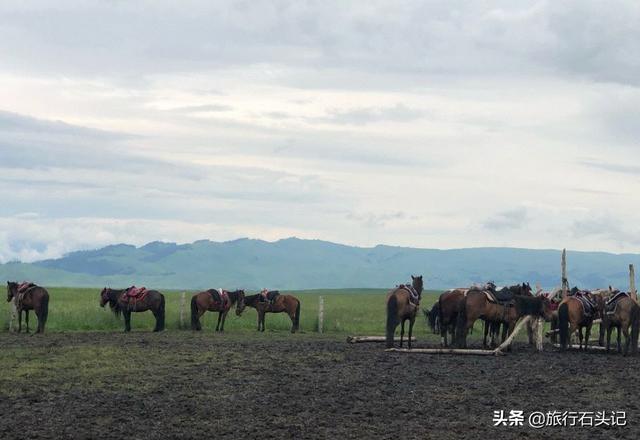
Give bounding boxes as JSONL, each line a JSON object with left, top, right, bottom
{"left": 1, "top": 238, "right": 638, "bottom": 291}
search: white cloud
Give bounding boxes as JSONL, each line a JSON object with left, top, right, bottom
{"left": 1, "top": 1, "right": 640, "bottom": 261}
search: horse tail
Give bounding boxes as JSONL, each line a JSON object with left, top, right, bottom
{"left": 386, "top": 294, "right": 398, "bottom": 348}
{"left": 191, "top": 295, "right": 201, "bottom": 331}
{"left": 631, "top": 304, "right": 640, "bottom": 354}
{"left": 428, "top": 302, "right": 440, "bottom": 334}
{"left": 39, "top": 292, "right": 49, "bottom": 332}
{"left": 294, "top": 299, "right": 301, "bottom": 331}
{"left": 558, "top": 302, "right": 569, "bottom": 350}
{"left": 158, "top": 294, "right": 166, "bottom": 331}
{"left": 455, "top": 297, "right": 467, "bottom": 348}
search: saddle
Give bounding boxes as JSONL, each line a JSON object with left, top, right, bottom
{"left": 399, "top": 284, "right": 420, "bottom": 305}
{"left": 606, "top": 291, "right": 629, "bottom": 314}
{"left": 491, "top": 287, "right": 515, "bottom": 304}
{"left": 209, "top": 289, "right": 229, "bottom": 306}
{"left": 123, "top": 286, "right": 148, "bottom": 301}
{"left": 469, "top": 284, "right": 513, "bottom": 305}
{"left": 571, "top": 291, "right": 596, "bottom": 317}
{"left": 15, "top": 282, "right": 36, "bottom": 310}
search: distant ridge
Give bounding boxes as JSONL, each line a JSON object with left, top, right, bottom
{"left": 1, "top": 237, "right": 638, "bottom": 290}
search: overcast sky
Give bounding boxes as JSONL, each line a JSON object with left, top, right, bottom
{"left": 1, "top": 1, "right": 639, "bottom": 262}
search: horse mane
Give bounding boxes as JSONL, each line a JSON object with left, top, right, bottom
{"left": 227, "top": 290, "right": 244, "bottom": 305}
{"left": 243, "top": 294, "right": 260, "bottom": 307}
{"left": 106, "top": 288, "right": 125, "bottom": 317}
{"left": 515, "top": 295, "right": 544, "bottom": 317}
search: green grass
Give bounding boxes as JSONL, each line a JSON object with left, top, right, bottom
{"left": 1, "top": 287, "right": 449, "bottom": 336}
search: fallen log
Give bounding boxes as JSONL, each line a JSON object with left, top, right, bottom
{"left": 386, "top": 348, "right": 503, "bottom": 356}
{"left": 347, "top": 336, "right": 416, "bottom": 343}
{"left": 553, "top": 343, "right": 607, "bottom": 351}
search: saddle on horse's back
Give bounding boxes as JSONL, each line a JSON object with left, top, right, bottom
{"left": 606, "top": 291, "right": 629, "bottom": 313}
{"left": 261, "top": 290, "right": 280, "bottom": 304}
{"left": 123, "top": 286, "right": 148, "bottom": 301}
{"left": 398, "top": 284, "right": 419, "bottom": 305}
{"left": 17, "top": 282, "right": 36, "bottom": 293}
{"left": 571, "top": 291, "right": 596, "bottom": 317}
{"left": 209, "top": 289, "right": 228, "bottom": 306}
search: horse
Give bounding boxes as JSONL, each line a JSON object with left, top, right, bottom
{"left": 598, "top": 293, "right": 640, "bottom": 355}
{"left": 190, "top": 289, "right": 245, "bottom": 332}
{"left": 424, "top": 303, "right": 440, "bottom": 334}
{"left": 6, "top": 281, "right": 49, "bottom": 333}
{"left": 456, "top": 283, "right": 532, "bottom": 349}
{"left": 435, "top": 288, "right": 467, "bottom": 347}
{"left": 100, "top": 287, "right": 165, "bottom": 332}
{"left": 385, "top": 275, "right": 424, "bottom": 349}
{"left": 558, "top": 290, "right": 599, "bottom": 351}
{"left": 242, "top": 293, "right": 300, "bottom": 333}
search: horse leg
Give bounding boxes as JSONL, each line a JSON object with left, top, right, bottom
{"left": 260, "top": 310, "right": 266, "bottom": 332}
{"left": 215, "top": 311, "right": 222, "bottom": 332}
{"left": 606, "top": 326, "right": 612, "bottom": 353}
{"left": 584, "top": 325, "right": 592, "bottom": 352}
{"left": 408, "top": 317, "right": 415, "bottom": 350}
{"left": 123, "top": 310, "right": 132, "bottom": 332}
{"left": 25, "top": 310, "right": 30, "bottom": 334}
{"left": 17, "top": 310, "right": 22, "bottom": 333}
{"left": 577, "top": 327, "right": 584, "bottom": 350}
{"left": 482, "top": 321, "right": 489, "bottom": 349}
{"left": 220, "top": 311, "right": 228, "bottom": 332}
{"left": 617, "top": 325, "right": 622, "bottom": 354}
{"left": 399, "top": 319, "right": 405, "bottom": 348}
{"left": 623, "top": 325, "right": 630, "bottom": 356}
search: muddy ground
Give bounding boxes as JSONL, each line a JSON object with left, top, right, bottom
{"left": 0, "top": 332, "right": 638, "bottom": 439}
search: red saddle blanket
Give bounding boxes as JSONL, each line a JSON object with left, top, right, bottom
{"left": 18, "top": 282, "right": 36, "bottom": 293}
{"left": 123, "top": 286, "right": 148, "bottom": 301}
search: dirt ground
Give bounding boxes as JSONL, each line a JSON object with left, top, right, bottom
{"left": 0, "top": 332, "right": 638, "bottom": 439}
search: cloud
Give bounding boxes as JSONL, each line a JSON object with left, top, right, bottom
{"left": 318, "top": 104, "right": 424, "bottom": 125}
{"left": 578, "top": 159, "right": 640, "bottom": 176}
{"left": 482, "top": 207, "right": 529, "bottom": 231}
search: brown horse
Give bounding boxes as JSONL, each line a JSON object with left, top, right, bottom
{"left": 558, "top": 292, "right": 599, "bottom": 351}
{"left": 435, "top": 288, "right": 467, "bottom": 347}
{"left": 385, "top": 275, "right": 423, "bottom": 349}
{"left": 242, "top": 293, "right": 300, "bottom": 333}
{"left": 100, "top": 287, "right": 165, "bottom": 332}
{"left": 598, "top": 294, "right": 640, "bottom": 355}
{"left": 7, "top": 281, "right": 49, "bottom": 333}
{"left": 190, "top": 289, "right": 245, "bottom": 332}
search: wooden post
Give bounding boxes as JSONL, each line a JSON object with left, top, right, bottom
{"left": 535, "top": 317, "right": 544, "bottom": 351}
{"left": 179, "top": 292, "right": 186, "bottom": 329}
{"left": 561, "top": 248, "right": 568, "bottom": 299}
{"left": 318, "top": 296, "right": 324, "bottom": 333}
{"left": 494, "top": 315, "right": 532, "bottom": 354}
{"left": 630, "top": 264, "right": 637, "bottom": 302}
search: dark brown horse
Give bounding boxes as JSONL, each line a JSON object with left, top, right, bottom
{"left": 558, "top": 292, "right": 599, "bottom": 351}
{"left": 385, "top": 275, "right": 424, "bottom": 349}
{"left": 456, "top": 284, "right": 532, "bottom": 349}
{"left": 7, "top": 281, "right": 49, "bottom": 333}
{"left": 435, "top": 288, "right": 467, "bottom": 347}
{"left": 598, "top": 293, "right": 640, "bottom": 355}
{"left": 190, "top": 289, "right": 245, "bottom": 332}
{"left": 100, "top": 287, "right": 165, "bottom": 332}
{"left": 242, "top": 293, "right": 300, "bottom": 333}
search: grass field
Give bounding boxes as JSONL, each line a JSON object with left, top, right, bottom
{"left": 1, "top": 287, "right": 447, "bottom": 336}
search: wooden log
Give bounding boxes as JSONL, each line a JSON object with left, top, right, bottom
{"left": 494, "top": 315, "right": 532, "bottom": 353}
{"left": 347, "top": 336, "right": 416, "bottom": 343}
{"left": 318, "top": 296, "right": 324, "bottom": 333}
{"left": 553, "top": 343, "right": 607, "bottom": 351}
{"left": 631, "top": 264, "right": 637, "bottom": 303}
{"left": 536, "top": 317, "right": 544, "bottom": 351}
{"left": 386, "top": 348, "right": 503, "bottom": 356}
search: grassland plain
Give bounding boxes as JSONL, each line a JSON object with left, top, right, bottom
{"left": 1, "top": 287, "right": 448, "bottom": 335}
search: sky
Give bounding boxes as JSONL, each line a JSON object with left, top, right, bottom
{"left": 1, "top": 0, "right": 639, "bottom": 263}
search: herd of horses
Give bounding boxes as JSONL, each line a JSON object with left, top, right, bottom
{"left": 387, "top": 276, "right": 640, "bottom": 356}
{"left": 6, "top": 282, "right": 301, "bottom": 334}
{"left": 7, "top": 278, "right": 640, "bottom": 356}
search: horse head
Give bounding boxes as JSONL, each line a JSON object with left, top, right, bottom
{"left": 235, "top": 290, "right": 246, "bottom": 316}
{"left": 6, "top": 281, "right": 16, "bottom": 302}
{"left": 522, "top": 282, "right": 532, "bottom": 296}
{"left": 411, "top": 275, "right": 424, "bottom": 297}
{"left": 99, "top": 287, "right": 114, "bottom": 308}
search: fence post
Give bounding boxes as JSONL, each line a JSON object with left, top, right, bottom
{"left": 630, "top": 264, "right": 637, "bottom": 302}
{"left": 318, "top": 296, "right": 324, "bottom": 333}
{"left": 561, "top": 248, "right": 568, "bottom": 298}
{"left": 180, "top": 292, "right": 186, "bottom": 329}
